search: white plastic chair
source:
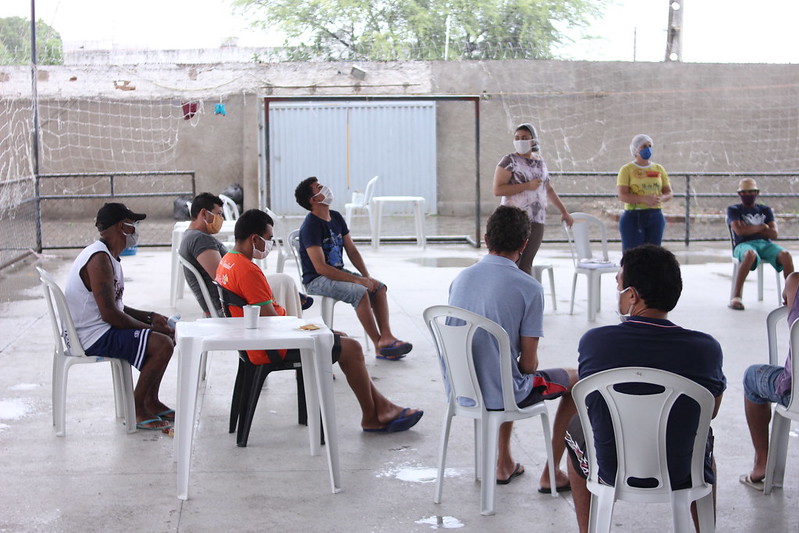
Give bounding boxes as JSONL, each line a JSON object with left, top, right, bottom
{"left": 563, "top": 212, "right": 619, "bottom": 321}
{"left": 177, "top": 254, "right": 219, "bottom": 380}
{"left": 177, "top": 253, "right": 220, "bottom": 319}
{"left": 264, "top": 206, "right": 287, "bottom": 274}
{"left": 764, "top": 305, "right": 799, "bottom": 494}
{"left": 219, "top": 193, "right": 240, "bottom": 220}
{"left": 728, "top": 225, "right": 782, "bottom": 305}
{"left": 287, "top": 230, "right": 371, "bottom": 353}
{"left": 344, "top": 175, "right": 379, "bottom": 230}
{"left": 532, "top": 263, "right": 557, "bottom": 311}
{"left": 572, "top": 367, "right": 716, "bottom": 533}
{"left": 36, "top": 266, "right": 137, "bottom": 436}
{"left": 423, "top": 304, "right": 557, "bottom": 516}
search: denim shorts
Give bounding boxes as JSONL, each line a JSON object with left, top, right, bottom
{"left": 743, "top": 364, "right": 791, "bottom": 406}
{"left": 305, "top": 268, "right": 385, "bottom": 309}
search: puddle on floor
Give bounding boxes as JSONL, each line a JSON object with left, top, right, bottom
{"left": 408, "top": 257, "right": 478, "bottom": 268}
{"left": 9, "top": 383, "right": 39, "bottom": 391}
{"left": 0, "top": 398, "right": 31, "bottom": 420}
{"left": 415, "top": 516, "right": 465, "bottom": 529}
{"left": 376, "top": 464, "right": 468, "bottom": 484}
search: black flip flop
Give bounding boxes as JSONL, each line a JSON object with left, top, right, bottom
{"left": 497, "top": 462, "right": 525, "bottom": 485}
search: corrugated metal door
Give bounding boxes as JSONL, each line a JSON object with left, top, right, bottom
{"left": 267, "top": 101, "right": 436, "bottom": 216}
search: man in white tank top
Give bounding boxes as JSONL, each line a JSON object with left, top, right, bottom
{"left": 65, "top": 203, "right": 174, "bottom": 431}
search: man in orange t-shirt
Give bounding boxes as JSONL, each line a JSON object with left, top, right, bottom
{"left": 215, "top": 209, "right": 424, "bottom": 433}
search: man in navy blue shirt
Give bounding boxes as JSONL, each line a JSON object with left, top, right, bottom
{"left": 727, "top": 178, "right": 793, "bottom": 310}
{"left": 565, "top": 245, "right": 726, "bottom": 533}
{"left": 294, "top": 177, "right": 412, "bottom": 360}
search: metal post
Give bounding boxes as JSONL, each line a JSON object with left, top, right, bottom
{"left": 473, "top": 98, "right": 481, "bottom": 248}
{"left": 684, "top": 174, "right": 691, "bottom": 246}
{"left": 665, "top": 0, "right": 683, "bottom": 62}
{"left": 31, "top": 0, "right": 43, "bottom": 252}
{"left": 264, "top": 99, "right": 271, "bottom": 209}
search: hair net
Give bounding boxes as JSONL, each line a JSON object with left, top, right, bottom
{"left": 516, "top": 123, "right": 538, "bottom": 140}
{"left": 630, "top": 134, "right": 653, "bottom": 157}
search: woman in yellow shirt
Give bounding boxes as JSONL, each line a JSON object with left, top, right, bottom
{"left": 616, "top": 134, "right": 673, "bottom": 251}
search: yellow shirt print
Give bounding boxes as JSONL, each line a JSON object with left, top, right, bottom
{"left": 617, "top": 162, "right": 670, "bottom": 210}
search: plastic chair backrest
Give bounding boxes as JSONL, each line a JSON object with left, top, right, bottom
{"left": 177, "top": 253, "right": 220, "bottom": 318}
{"left": 572, "top": 367, "right": 715, "bottom": 498}
{"left": 423, "top": 304, "right": 522, "bottom": 415}
{"left": 215, "top": 282, "right": 248, "bottom": 317}
{"left": 786, "top": 316, "right": 799, "bottom": 413}
{"left": 264, "top": 206, "right": 281, "bottom": 239}
{"left": 363, "top": 175, "right": 379, "bottom": 205}
{"left": 565, "top": 212, "right": 610, "bottom": 264}
{"left": 348, "top": 176, "right": 379, "bottom": 208}
{"left": 219, "top": 194, "right": 240, "bottom": 220}
{"left": 767, "top": 305, "right": 789, "bottom": 366}
{"left": 36, "top": 266, "right": 86, "bottom": 358}
{"left": 287, "top": 230, "right": 303, "bottom": 282}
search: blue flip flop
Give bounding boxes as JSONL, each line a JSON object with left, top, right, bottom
{"left": 136, "top": 418, "right": 171, "bottom": 431}
{"left": 377, "top": 340, "right": 412, "bottom": 360}
{"left": 155, "top": 409, "right": 175, "bottom": 422}
{"left": 363, "top": 408, "right": 424, "bottom": 433}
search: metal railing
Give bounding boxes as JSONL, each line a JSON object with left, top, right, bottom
{"left": 35, "top": 171, "right": 195, "bottom": 249}
{"left": 551, "top": 171, "right": 799, "bottom": 246}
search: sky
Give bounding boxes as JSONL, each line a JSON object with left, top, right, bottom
{"left": 0, "top": 0, "right": 798, "bottom": 64}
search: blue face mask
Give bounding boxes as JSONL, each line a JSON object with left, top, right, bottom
{"left": 639, "top": 146, "right": 652, "bottom": 160}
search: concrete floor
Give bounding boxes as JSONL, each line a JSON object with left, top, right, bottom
{"left": 1, "top": 238, "right": 798, "bottom": 532}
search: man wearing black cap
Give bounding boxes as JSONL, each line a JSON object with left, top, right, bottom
{"left": 64, "top": 203, "right": 174, "bottom": 431}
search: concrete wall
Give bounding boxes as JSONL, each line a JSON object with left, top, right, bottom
{"left": 2, "top": 60, "right": 797, "bottom": 218}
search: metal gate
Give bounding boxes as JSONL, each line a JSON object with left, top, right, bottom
{"left": 264, "top": 100, "right": 437, "bottom": 216}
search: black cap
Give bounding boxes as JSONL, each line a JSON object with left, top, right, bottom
{"left": 95, "top": 203, "right": 146, "bottom": 231}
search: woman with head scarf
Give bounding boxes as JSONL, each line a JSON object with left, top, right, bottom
{"left": 617, "top": 134, "right": 673, "bottom": 251}
{"left": 492, "top": 123, "right": 573, "bottom": 275}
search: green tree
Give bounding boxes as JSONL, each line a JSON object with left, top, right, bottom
{"left": 234, "top": 0, "right": 605, "bottom": 61}
{"left": 0, "top": 16, "right": 63, "bottom": 66}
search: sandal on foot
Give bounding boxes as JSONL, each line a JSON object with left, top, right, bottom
{"left": 739, "top": 473, "right": 764, "bottom": 491}
{"left": 497, "top": 463, "right": 525, "bottom": 485}
{"left": 155, "top": 409, "right": 175, "bottom": 422}
{"left": 377, "top": 340, "right": 412, "bottom": 360}
{"left": 136, "top": 418, "right": 171, "bottom": 431}
{"left": 729, "top": 297, "right": 745, "bottom": 310}
{"left": 363, "top": 408, "right": 424, "bottom": 433}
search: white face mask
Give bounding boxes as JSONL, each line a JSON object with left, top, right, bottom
{"left": 514, "top": 139, "right": 532, "bottom": 154}
{"left": 252, "top": 235, "right": 272, "bottom": 260}
{"left": 615, "top": 286, "right": 634, "bottom": 322}
{"left": 122, "top": 222, "right": 139, "bottom": 248}
{"left": 315, "top": 185, "right": 334, "bottom": 206}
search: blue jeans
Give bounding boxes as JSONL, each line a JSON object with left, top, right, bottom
{"left": 743, "top": 364, "right": 791, "bottom": 407}
{"left": 619, "top": 209, "right": 666, "bottom": 251}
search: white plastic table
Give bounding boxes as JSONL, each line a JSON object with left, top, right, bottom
{"left": 174, "top": 316, "right": 340, "bottom": 500}
{"left": 371, "top": 196, "right": 426, "bottom": 250}
{"left": 170, "top": 220, "right": 236, "bottom": 307}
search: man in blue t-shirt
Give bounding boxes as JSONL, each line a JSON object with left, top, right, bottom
{"left": 727, "top": 178, "right": 794, "bottom": 310}
{"left": 449, "top": 205, "right": 577, "bottom": 492}
{"left": 565, "top": 244, "right": 726, "bottom": 533}
{"left": 294, "top": 177, "right": 413, "bottom": 360}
